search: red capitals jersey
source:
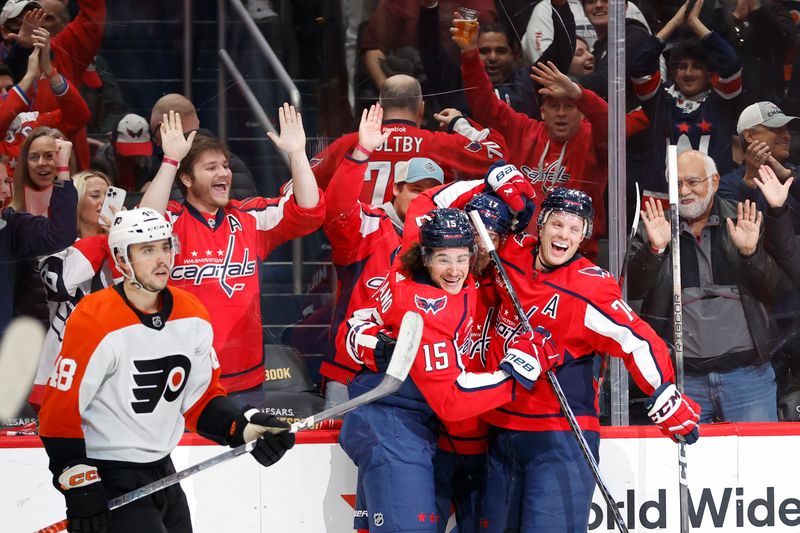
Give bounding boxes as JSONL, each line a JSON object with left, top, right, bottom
{"left": 321, "top": 157, "right": 403, "bottom": 383}
{"left": 311, "top": 118, "right": 508, "bottom": 205}
{"left": 482, "top": 236, "right": 675, "bottom": 432}
{"left": 438, "top": 273, "right": 499, "bottom": 454}
{"left": 461, "top": 48, "right": 608, "bottom": 256}
{"left": 346, "top": 268, "right": 516, "bottom": 424}
{"left": 166, "top": 192, "right": 325, "bottom": 392}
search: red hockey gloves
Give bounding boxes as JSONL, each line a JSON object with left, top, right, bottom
{"left": 355, "top": 325, "right": 397, "bottom": 373}
{"left": 499, "top": 327, "right": 561, "bottom": 390}
{"left": 229, "top": 407, "right": 296, "bottom": 467}
{"left": 645, "top": 383, "right": 701, "bottom": 444}
{"left": 58, "top": 462, "right": 109, "bottom": 533}
{"left": 484, "top": 161, "right": 535, "bottom": 212}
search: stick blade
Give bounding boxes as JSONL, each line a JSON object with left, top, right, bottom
{"left": 0, "top": 317, "right": 45, "bottom": 420}
{"left": 384, "top": 311, "right": 422, "bottom": 382}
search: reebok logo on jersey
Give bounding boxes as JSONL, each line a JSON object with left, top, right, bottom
{"left": 131, "top": 354, "right": 192, "bottom": 414}
{"left": 578, "top": 266, "right": 612, "bottom": 279}
{"left": 170, "top": 234, "right": 256, "bottom": 298}
{"left": 415, "top": 294, "right": 447, "bottom": 315}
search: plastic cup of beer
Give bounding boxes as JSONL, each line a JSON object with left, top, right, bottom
{"left": 454, "top": 7, "right": 479, "bottom": 45}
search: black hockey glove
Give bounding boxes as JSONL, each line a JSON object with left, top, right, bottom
{"left": 228, "top": 407, "right": 296, "bottom": 467}
{"left": 373, "top": 331, "right": 397, "bottom": 372}
{"left": 58, "top": 462, "right": 109, "bottom": 533}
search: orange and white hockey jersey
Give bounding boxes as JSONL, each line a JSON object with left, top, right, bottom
{"left": 39, "top": 284, "right": 227, "bottom": 464}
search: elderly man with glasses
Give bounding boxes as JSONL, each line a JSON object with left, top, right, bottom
{"left": 627, "top": 149, "right": 792, "bottom": 423}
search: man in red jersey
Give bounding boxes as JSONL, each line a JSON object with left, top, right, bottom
{"left": 311, "top": 73, "right": 508, "bottom": 206}
{"left": 320, "top": 104, "right": 445, "bottom": 401}
{"left": 140, "top": 105, "right": 325, "bottom": 393}
{"left": 478, "top": 187, "right": 701, "bottom": 531}
{"left": 450, "top": 14, "right": 609, "bottom": 259}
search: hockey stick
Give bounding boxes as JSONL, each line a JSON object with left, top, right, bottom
{"left": 667, "top": 145, "right": 690, "bottom": 533}
{"left": 598, "top": 182, "right": 641, "bottom": 391}
{"left": 35, "top": 311, "right": 423, "bottom": 533}
{"left": 469, "top": 211, "right": 628, "bottom": 533}
{"left": 0, "top": 317, "right": 45, "bottom": 420}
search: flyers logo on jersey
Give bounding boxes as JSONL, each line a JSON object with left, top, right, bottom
{"left": 578, "top": 266, "right": 612, "bottom": 279}
{"left": 415, "top": 294, "right": 447, "bottom": 315}
{"left": 131, "top": 354, "right": 192, "bottom": 414}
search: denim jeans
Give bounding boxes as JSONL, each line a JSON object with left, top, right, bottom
{"left": 684, "top": 361, "right": 778, "bottom": 423}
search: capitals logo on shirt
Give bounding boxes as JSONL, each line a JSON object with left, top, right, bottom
{"left": 170, "top": 234, "right": 257, "bottom": 298}
{"left": 415, "top": 294, "right": 447, "bottom": 315}
{"left": 131, "top": 354, "right": 192, "bottom": 414}
{"left": 579, "top": 266, "right": 612, "bottom": 279}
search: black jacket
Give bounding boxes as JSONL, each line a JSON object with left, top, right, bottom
{"left": 628, "top": 195, "right": 792, "bottom": 364}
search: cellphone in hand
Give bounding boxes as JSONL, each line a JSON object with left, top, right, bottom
{"left": 99, "top": 186, "right": 126, "bottom": 223}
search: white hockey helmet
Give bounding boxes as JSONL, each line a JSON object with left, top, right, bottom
{"left": 108, "top": 208, "right": 177, "bottom": 290}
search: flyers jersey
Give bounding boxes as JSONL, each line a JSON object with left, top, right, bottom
{"left": 312, "top": 118, "right": 507, "bottom": 205}
{"left": 165, "top": 191, "right": 325, "bottom": 391}
{"left": 346, "top": 268, "right": 516, "bottom": 424}
{"left": 39, "top": 285, "right": 226, "bottom": 464}
{"left": 483, "top": 238, "right": 675, "bottom": 432}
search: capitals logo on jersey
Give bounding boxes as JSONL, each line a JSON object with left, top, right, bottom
{"left": 170, "top": 233, "right": 257, "bottom": 298}
{"left": 415, "top": 294, "right": 447, "bottom": 315}
{"left": 520, "top": 163, "right": 571, "bottom": 193}
{"left": 578, "top": 266, "right": 612, "bottom": 279}
{"left": 131, "top": 354, "right": 191, "bottom": 414}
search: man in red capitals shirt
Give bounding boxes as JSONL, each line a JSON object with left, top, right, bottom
{"left": 311, "top": 73, "right": 508, "bottom": 206}
{"left": 141, "top": 105, "right": 325, "bottom": 393}
{"left": 449, "top": 15, "right": 609, "bottom": 260}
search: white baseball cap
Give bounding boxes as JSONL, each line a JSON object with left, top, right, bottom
{"left": 113, "top": 114, "right": 153, "bottom": 157}
{"left": 736, "top": 101, "right": 799, "bottom": 135}
{"left": 0, "top": 0, "right": 41, "bottom": 28}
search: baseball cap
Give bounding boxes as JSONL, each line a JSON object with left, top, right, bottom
{"left": 736, "top": 102, "right": 799, "bottom": 135}
{"left": 395, "top": 157, "right": 444, "bottom": 185}
{"left": 113, "top": 114, "right": 153, "bottom": 157}
{"left": 0, "top": 0, "right": 41, "bottom": 28}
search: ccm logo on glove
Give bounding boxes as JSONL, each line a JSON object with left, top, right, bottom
{"left": 58, "top": 464, "right": 101, "bottom": 490}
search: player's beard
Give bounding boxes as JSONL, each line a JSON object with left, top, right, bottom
{"left": 679, "top": 184, "right": 714, "bottom": 221}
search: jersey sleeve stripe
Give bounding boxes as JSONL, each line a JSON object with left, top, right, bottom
{"left": 242, "top": 194, "right": 291, "bottom": 231}
{"left": 430, "top": 179, "right": 483, "bottom": 208}
{"left": 542, "top": 279, "right": 666, "bottom": 390}
{"left": 359, "top": 210, "right": 383, "bottom": 237}
{"left": 455, "top": 369, "right": 512, "bottom": 391}
{"left": 583, "top": 305, "right": 664, "bottom": 390}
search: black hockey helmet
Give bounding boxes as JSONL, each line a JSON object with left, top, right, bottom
{"left": 537, "top": 187, "right": 594, "bottom": 239}
{"left": 465, "top": 192, "right": 515, "bottom": 235}
{"left": 420, "top": 208, "right": 475, "bottom": 249}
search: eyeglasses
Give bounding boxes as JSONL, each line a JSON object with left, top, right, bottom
{"left": 677, "top": 176, "right": 711, "bottom": 189}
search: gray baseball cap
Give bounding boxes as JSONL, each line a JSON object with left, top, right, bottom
{"left": 737, "top": 101, "right": 799, "bottom": 135}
